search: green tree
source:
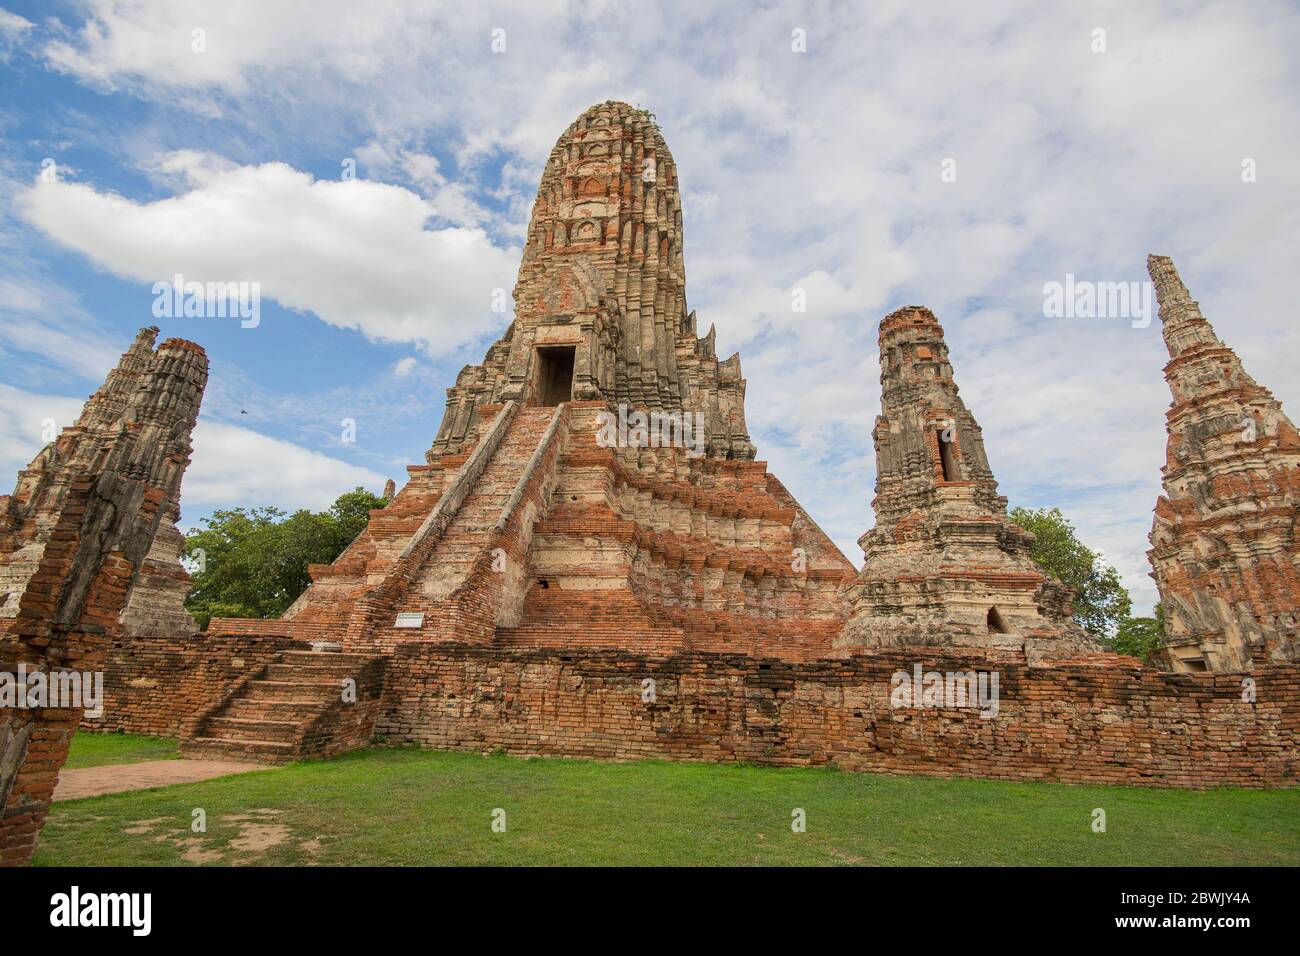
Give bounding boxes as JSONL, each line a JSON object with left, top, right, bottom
{"left": 1111, "top": 605, "right": 1166, "bottom": 663}
{"left": 329, "top": 487, "right": 385, "bottom": 545}
{"left": 1008, "top": 506, "right": 1132, "bottom": 637}
{"left": 182, "top": 487, "right": 387, "bottom": 629}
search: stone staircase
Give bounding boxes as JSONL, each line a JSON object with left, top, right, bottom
{"left": 181, "top": 649, "right": 385, "bottom": 764}
{"left": 418, "top": 405, "right": 556, "bottom": 601}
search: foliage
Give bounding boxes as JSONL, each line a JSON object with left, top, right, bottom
{"left": 1009, "top": 506, "right": 1132, "bottom": 637}
{"left": 1110, "top": 605, "right": 1166, "bottom": 662}
{"left": 182, "top": 487, "right": 387, "bottom": 628}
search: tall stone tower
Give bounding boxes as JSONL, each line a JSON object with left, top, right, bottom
{"left": 1146, "top": 255, "right": 1300, "bottom": 672}
{"left": 0, "top": 328, "right": 204, "bottom": 639}
{"left": 206, "top": 102, "right": 854, "bottom": 693}
{"left": 1, "top": 331, "right": 206, "bottom": 865}
{"left": 429, "top": 101, "right": 755, "bottom": 461}
{"left": 837, "top": 306, "right": 1093, "bottom": 659}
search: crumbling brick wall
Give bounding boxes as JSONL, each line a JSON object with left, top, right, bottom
{"left": 297, "top": 655, "right": 387, "bottom": 759}
{"left": 376, "top": 645, "right": 1299, "bottom": 789}
{"left": 79, "top": 633, "right": 306, "bottom": 738}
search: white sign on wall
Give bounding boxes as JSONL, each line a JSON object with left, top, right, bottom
{"left": 394, "top": 612, "right": 425, "bottom": 629}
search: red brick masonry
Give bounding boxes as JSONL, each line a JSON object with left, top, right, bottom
{"left": 87, "top": 637, "right": 1299, "bottom": 789}
{"left": 379, "top": 646, "right": 1298, "bottom": 789}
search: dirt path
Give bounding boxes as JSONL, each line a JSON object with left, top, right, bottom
{"left": 54, "top": 759, "right": 264, "bottom": 801}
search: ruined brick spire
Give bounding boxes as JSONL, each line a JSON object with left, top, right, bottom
{"left": 429, "top": 101, "right": 755, "bottom": 460}
{"left": 0, "top": 330, "right": 208, "bottom": 638}
{"left": 837, "top": 306, "right": 1094, "bottom": 658}
{"left": 1, "top": 332, "right": 207, "bottom": 865}
{"left": 1146, "top": 255, "right": 1300, "bottom": 671}
{"left": 870, "top": 306, "right": 1006, "bottom": 520}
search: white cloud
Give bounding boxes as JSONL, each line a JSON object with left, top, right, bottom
{"left": 40, "top": 0, "right": 437, "bottom": 94}
{"left": 17, "top": 152, "right": 519, "bottom": 352}
{"left": 0, "top": 9, "right": 33, "bottom": 40}
{"left": 0, "top": 384, "right": 83, "bottom": 479}
{"left": 0, "top": 270, "right": 124, "bottom": 380}
{"left": 0, "top": 166, "right": 126, "bottom": 380}
{"left": 392, "top": 357, "right": 417, "bottom": 378}
{"left": 180, "top": 420, "right": 385, "bottom": 513}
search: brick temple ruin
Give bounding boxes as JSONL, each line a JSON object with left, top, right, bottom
{"left": 0, "top": 328, "right": 200, "bottom": 641}
{"left": 0, "top": 330, "right": 207, "bottom": 865}
{"left": 1146, "top": 255, "right": 1300, "bottom": 673}
{"left": 838, "top": 306, "right": 1096, "bottom": 662}
{"left": 2, "top": 104, "right": 1298, "bottom": 865}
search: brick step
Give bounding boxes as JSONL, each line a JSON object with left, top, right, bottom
{"left": 222, "top": 698, "right": 325, "bottom": 721}
{"left": 204, "top": 716, "right": 301, "bottom": 743}
{"left": 180, "top": 736, "right": 297, "bottom": 765}
{"left": 424, "top": 558, "right": 474, "bottom": 576}
{"left": 244, "top": 679, "right": 343, "bottom": 701}
{"left": 450, "top": 502, "right": 509, "bottom": 519}
{"left": 263, "top": 662, "right": 363, "bottom": 682}
{"left": 439, "top": 522, "right": 500, "bottom": 540}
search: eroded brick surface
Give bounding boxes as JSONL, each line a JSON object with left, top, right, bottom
{"left": 838, "top": 307, "right": 1098, "bottom": 660}
{"left": 0, "top": 330, "right": 206, "bottom": 865}
{"left": 379, "top": 645, "right": 1298, "bottom": 790}
{"left": 194, "top": 101, "right": 858, "bottom": 762}
{"left": 0, "top": 327, "right": 200, "bottom": 640}
{"left": 1147, "top": 256, "right": 1300, "bottom": 672}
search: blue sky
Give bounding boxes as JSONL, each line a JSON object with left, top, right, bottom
{"left": 2, "top": 1, "right": 1299, "bottom": 614}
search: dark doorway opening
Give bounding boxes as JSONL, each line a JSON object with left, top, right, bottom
{"left": 987, "top": 606, "right": 1010, "bottom": 634}
{"left": 937, "top": 428, "right": 960, "bottom": 481}
{"left": 535, "top": 346, "right": 575, "bottom": 406}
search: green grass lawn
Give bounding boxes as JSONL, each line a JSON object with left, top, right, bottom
{"left": 35, "top": 746, "right": 1300, "bottom": 866}
{"left": 62, "top": 732, "right": 180, "bottom": 769}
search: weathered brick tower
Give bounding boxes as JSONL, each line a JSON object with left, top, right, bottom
{"left": 429, "top": 100, "right": 755, "bottom": 460}
{"left": 836, "top": 306, "right": 1094, "bottom": 660}
{"left": 0, "top": 331, "right": 207, "bottom": 865}
{"left": 197, "top": 102, "right": 855, "bottom": 760}
{"left": 0, "top": 327, "right": 201, "bottom": 640}
{"left": 1147, "top": 255, "right": 1300, "bottom": 672}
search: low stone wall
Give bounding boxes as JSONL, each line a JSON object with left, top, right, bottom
{"left": 299, "top": 655, "right": 388, "bottom": 760}
{"left": 80, "top": 632, "right": 307, "bottom": 737}
{"left": 377, "top": 645, "right": 1300, "bottom": 789}
{"left": 74, "top": 633, "right": 1300, "bottom": 789}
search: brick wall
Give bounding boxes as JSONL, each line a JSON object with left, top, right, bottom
{"left": 80, "top": 633, "right": 306, "bottom": 737}
{"left": 77, "top": 632, "right": 1300, "bottom": 790}
{"left": 297, "top": 655, "right": 387, "bottom": 759}
{"left": 377, "top": 645, "right": 1299, "bottom": 789}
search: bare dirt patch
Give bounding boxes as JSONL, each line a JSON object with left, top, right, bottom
{"left": 180, "top": 838, "right": 224, "bottom": 865}
{"left": 229, "top": 823, "right": 290, "bottom": 856}
{"left": 55, "top": 759, "right": 262, "bottom": 801}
